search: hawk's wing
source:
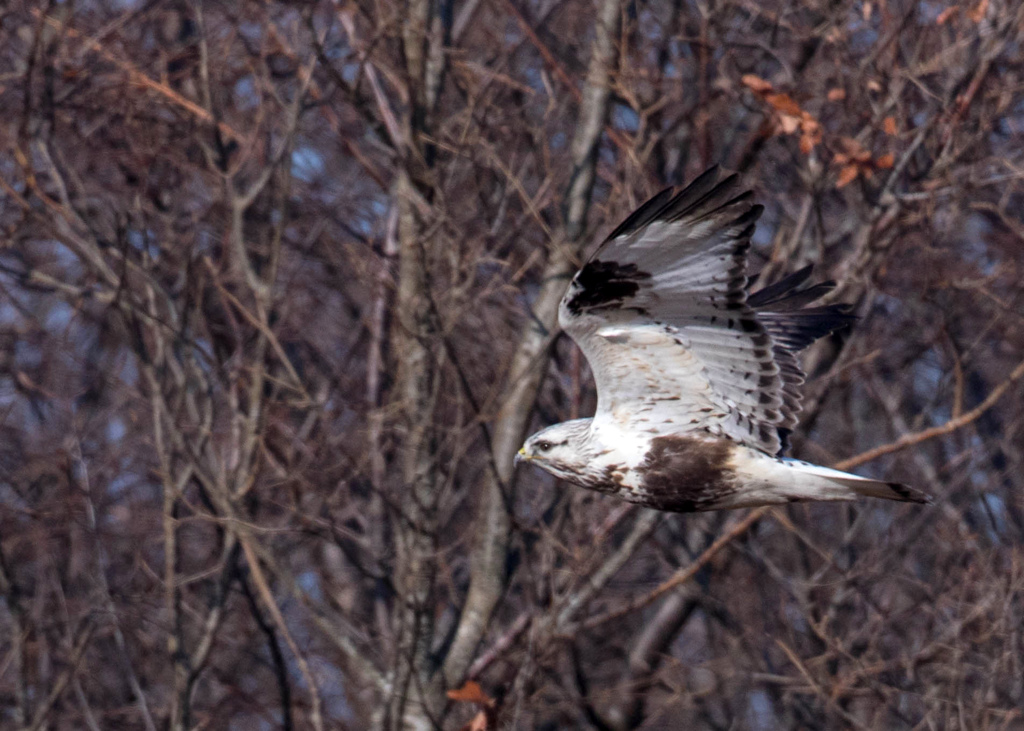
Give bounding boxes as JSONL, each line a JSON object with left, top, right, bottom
{"left": 558, "top": 167, "right": 853, "bottom": 455}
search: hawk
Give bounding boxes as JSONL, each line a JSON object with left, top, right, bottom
{"left": 516, "top": 167, "right": 929, "bottom": 512}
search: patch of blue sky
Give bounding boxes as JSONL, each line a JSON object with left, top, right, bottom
{"left": 37, "top": 238, "right": 85, "bottom": 272}
{"left": 910, "top": 349, "right": 947, "bottom": 413}
{"left": 746, "top": 689, "right": 776, "bottom": 731}
{"left": 520, "top": 64, "right": 545, "bottom": 94}
{"left": 340, "top": 60, "right": 360, "bottom": 85}
{"left": 237, "top": 20, "right": 265, "bottom": 45}
{"left": 298, "top": 570, "right": 324, "bottom": 601}
{"left": 345, "top": 201, "right": 383, "bottom": 238}
{"left": 960, "top": 212, "right": 997, "bottom": 275}
{"left": 0, "top": 382, "right": 14, "bottom": 413}
{"left": 106, "top": 418, "right": 127, "bottom": 443}
{"left": 127, "top": 228, "right": 161, "bottom": 260}
{"left": 0, "top": 480, "right": 28, "bottom": 512}
{"left": 292, "top": 146, "right": 325, "bottom": 183}
{"left": 0, "top": 160, "right": 24, "bottom": 193}
{"left": 916, "top": 2, "right": 949, "bottom": 24}
{"left": 750, "top": 203, "right": 776, "bottom": 248}
{"left": 234, "top": 76, "right": 259, "bottom": 111}
{"left": 613, "top": 104, "right": 639, "bottom": 133}
{"left": 980, "top": 492, "right": 1008, "bottom": 541}
{"left": 312, "top": 656, "right": 356, "bottom": 722}
{"left": 105, "top": 472, "right": 137, "bottom": 500}
{"left": 0, "top": 297, "right": 20, "bottom": 326}
{"left": 783, "top": 599, "right": 809, "bottom": 633}
{"left": 669, "top": 36, "right": 692, "bottom": 61}
{"left": 118, "top": 356, "right": 140, "bottom": 387}
{"left": 751, "top": 220, "right": 774, "bottom": 248}
{"left": 848, "top": 21, "right": 879, "bottom": 56}
{"left": 872, "top": 289, "right": 902, "bottom": 317}
{"left": 318, "top": 32, "right": 349, "bottom": 62}
{"left": 195, "top": 228, "right": 217, "bottom": 256}
{"left": 869, "top": 503, "right": 896, "bottom": 534}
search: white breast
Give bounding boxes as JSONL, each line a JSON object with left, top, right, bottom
{"left": 586, "top": 420, "right": 654, "bottom": 490}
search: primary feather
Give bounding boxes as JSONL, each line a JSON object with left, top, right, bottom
{"left": 518, "top": 167, "right": 929, "bottom": 512}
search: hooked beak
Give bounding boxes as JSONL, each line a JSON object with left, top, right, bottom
{"left": 515, "top": 447, "right": 530, "bottom": 464}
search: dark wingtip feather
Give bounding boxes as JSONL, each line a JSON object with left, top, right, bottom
{"left": 887, "top": 482, "right": 932, "bottom": 504}
{"left": 604, "top": 166, "right": 755, "bottom": 244}
{"left": 748, "top": 265, "right": 815, "bottom": 305}
{"left": 604, "top": 187, "right": 677, "bottom": 241}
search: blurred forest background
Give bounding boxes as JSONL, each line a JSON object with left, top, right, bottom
{"left": 2, "top": 0, "right": 1024, "bottom": 729}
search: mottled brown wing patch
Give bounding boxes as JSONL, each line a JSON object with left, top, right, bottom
{"left": 637, "top": 435, "right": 738, "bottom": 512}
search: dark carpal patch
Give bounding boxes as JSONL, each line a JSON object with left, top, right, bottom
{"left": 566, "top": 260, "right": 651, "bottom": 315}
{"left": 637, "top": 435, "right": 737, "bottom": 512}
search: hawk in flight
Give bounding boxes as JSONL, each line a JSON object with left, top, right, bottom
{"left": 517, "top": 167, "right": 929, "bottom": 512}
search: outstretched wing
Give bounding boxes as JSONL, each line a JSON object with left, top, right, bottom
{"left": 558, "top": 167, "right": 853, "bottom": 455}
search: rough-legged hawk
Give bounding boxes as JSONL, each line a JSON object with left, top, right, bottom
{"left": 517, "top": 167, "right": 929, "bottom": 512}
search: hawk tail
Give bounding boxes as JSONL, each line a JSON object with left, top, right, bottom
{"left": 780, "top": 459, "right": 931, "bottom": 504}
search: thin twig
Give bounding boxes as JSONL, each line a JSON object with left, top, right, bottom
{"left": 836, "top": 357, "right": 1024, "bottom": 471}
{"left": 577, "top": 507, "right": 768, "bottom": 631}
{"left": 240, "top": 537, "right": 325, "bottom": 731}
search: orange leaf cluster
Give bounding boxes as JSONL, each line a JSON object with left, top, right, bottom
{"left": 833, "top": 137, "right": 894, "bottom": 188}
{"left": 742, "top": 75, "right": 822, "bottom": 154}
{"left": 448, "top": 681, "right": 498, "bottom": 731}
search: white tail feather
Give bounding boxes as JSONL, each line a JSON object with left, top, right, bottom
{"left": 722, "top": 452, "right": 932, "bottom": 509}
{"left": 779, "top": 459, "right": 930, "bottom": 504}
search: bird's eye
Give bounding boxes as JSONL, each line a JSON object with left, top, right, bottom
{"left": 536, "top": 440, "right": 553, "bottom": 452}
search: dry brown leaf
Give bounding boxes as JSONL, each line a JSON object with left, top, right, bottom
{"left": 766, "top": 92, "right": 803, "bottom": 117}
{"left": 876, "top": 153, "right": 895, "bottom": 169}
{"left": 799, "top": 132, "right": 816, "bottom": 155}
{"left": 862, "top": 2, "right": 873, "bottom": 21}
{"left": 968, "top": 0, "right": 989, "bottom": 22}
{"left": 799, "top": 116, "right": 822, "bottom": 153}
{"left": 448, "top": 681, "right": 493, "bottom": 706}
{"left": 883, "top": 116, "right": 898, "bottom": 135}
{"left": 741, "top": 74, "right": 773, "bottom": 93}
{"left": 936, "top": 6, "right": 959, "bottom": 24}
{"left": 836, "top": 164, "right": 860, "bottom": 188}
{"left": 866, "top": 79, "right": 882, "bottom": 93}
{"left": 827, "top": 88, "right": 846, "bottom": 101}
{"left": 744, "top": 80, "right": 821, "bottom": 154}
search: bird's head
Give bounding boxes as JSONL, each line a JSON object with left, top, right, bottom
{"left": 516, "top": 419, "right": 593, "bottom": 481}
